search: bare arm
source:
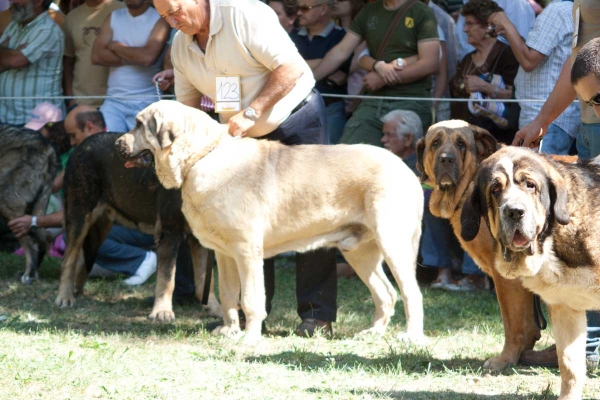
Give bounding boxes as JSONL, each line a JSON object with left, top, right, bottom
{"left": 513, "top": 60, "right": 576, "bottom": 146}
{"left": 392, "top": 40, "right": 439, "bottom": 84}
{"left": 227, "top": 61, "right": 305, "bottom": 138}
{"left": 488, "top": 11, "right": 545, "bottom": 72}
{"left": 0, "top": 44, "right": 29, "bottom": 72}
{"left": 312, "top": 32, "right": 362, "bottom": 81}
{"left": 8, "top": 211, "right": 63, "bottom": 239}
{"left": 108, "top": 19, "right": 170, "bottom": 67}
{"left": 91, "top": 15, "right": 123, "bottom": 67}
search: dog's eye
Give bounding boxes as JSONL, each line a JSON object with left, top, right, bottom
{"left": 456, "top": 140, "right": 466, "bottom": 150}
{"left": 432, "top": 139, "right": 440, "bottom": 147}
{"left": 491, "top": 184, "right": 502, "bottom": 195}
{"left": 525, "top": 180, "right": 536, "bottom": 191}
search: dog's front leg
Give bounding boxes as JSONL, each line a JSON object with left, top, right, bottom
{"left": 551, "top": 304, "right": 587, "bottom": 400}
{"left": 149, "top": 232, "right": 180, "bottom": 322}
{"left": 484, "top": 267, "right": 540, "bottom": 370}
{"left": 236, "top": 250, "right": 267, "bottom": 345}
{"left": 212, "top": 251, "right": 242, "bottom": 338}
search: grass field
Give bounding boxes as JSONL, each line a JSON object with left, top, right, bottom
{"left": 0, "top": 252, "right": 599, "bottom": 399}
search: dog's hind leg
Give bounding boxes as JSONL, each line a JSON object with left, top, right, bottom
{"left": 376, "top": 223, "right": 424, "bottom": 343}
{"left": 76, "top": 215, "right": 113, "bottom": 295}
{"left": 212, "top": 251, "right": 243, "bottom": 339}
{"left": 19, "top": 229, "right": 46, "bottom": 284}
{"left": 189, "top": 239, "right": 221, "bottom": 318}
{"left": 342, "top": 241, "right": 395, "bottom": 336}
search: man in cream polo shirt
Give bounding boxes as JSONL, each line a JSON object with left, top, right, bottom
{"left": 154, "top": 0, "right": 338, "bottom": 336}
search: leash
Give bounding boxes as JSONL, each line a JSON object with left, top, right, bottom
{"left": 201, "top": 249, "right": 214, "bottom": 305}
{"left": 155, "top": 79, "right": 162, "bottom": 101}
{"left": 533, "top": 294, "right": 548, "bottom": 330}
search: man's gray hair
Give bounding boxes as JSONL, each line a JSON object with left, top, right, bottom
{"left": 380, "top": 109, "right": 423, "bottom": 142}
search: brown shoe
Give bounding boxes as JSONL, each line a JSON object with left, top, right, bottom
{"left": 295, "top": 318, "right": 332, "bottom": 337}
{"left": 519, "top": 344, "right": 558, "bottom": 368}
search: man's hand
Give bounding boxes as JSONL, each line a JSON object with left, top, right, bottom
{"left": 8, "top": 215, "right": 33, "bottom": 239}
{"left": 326, "top": 70, "right": 347, "bottom": 87}
{"left": 487, "top": 11, "right": 510, "bottom": 37}
{"left": 374, "top": 60, "right": 403, "bottom": 85}
{"left": 228, "top": 111, "right": 256, "bottom": 137}
{"left": 513, "top": 119, "right": 546, "bottom": 147}
{"left": 363, "top": 71, "right": 385, "bottom": 91}
{"left": 153, "top": 69, "right": 174, "bottom": 91}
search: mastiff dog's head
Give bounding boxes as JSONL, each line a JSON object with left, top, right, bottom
{"left": 416, "top": 120, "right": 497, "bottom": 219}
{"left": 115, "top": 100, "right": 228, "bottom": 189}
{"left": 460, "top": 147, "right": 570, "bottom": 277}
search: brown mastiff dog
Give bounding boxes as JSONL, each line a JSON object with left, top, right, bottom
{"left": 461, "top": 146, "right": 600, "bottom": 400}
{"left": 416, "top": 120, "right": 541, "bottom": 370}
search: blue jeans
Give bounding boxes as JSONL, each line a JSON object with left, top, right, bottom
{"left": 576, "top": 122, "right": 600, "bottom": 159}
{"left": 421, "top": 191, "right": 463, "bottom": 269}
{"left": 95, "top": 225, "right": 155, "bottom": 276}
{"left": 325, "top": 101, "right": 347, "bottom": 145}
{"left": 100, "top": 98, "right": 154, "bottom": 133}
{"left": 540, "top": 123, "right": 575, "bottom": 155}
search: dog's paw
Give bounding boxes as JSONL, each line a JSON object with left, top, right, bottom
{"left": 212, "top": 324, "right": 242, "bottom": 338}
{"left": 355, "top": 326, "right": 386, "bottom": 338}
{"left": 483, "top": 355, "right": 513, "bottom": 370}
{"left": 396, "top": 332, "right": 427, "bottom": 345}
{"left": 149, "top": 309, "right": 175, "bottom": 323}
{"left": 54, "top": 294, "right": 76, "bottom": 308}
{"left": 204, "top": 301, "right": 223, "bottom": 318}
{"left": 20, "top": 273, "right": 37, "bottom": 285}
{"left": 242, "top": 332, "right": 261, "bottom": 345}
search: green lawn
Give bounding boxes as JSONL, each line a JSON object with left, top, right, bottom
{"left": 0, "top": 252, "right": 598, "bottom": 399}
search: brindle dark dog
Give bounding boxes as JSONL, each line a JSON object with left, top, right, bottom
{"left": 0, "top": 125, "right": 60, "bottom": 283}
{"left": 54, "top": 132, "right": 221, "bottom": 321}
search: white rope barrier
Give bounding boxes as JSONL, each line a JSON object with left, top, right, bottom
{"left": 0, "top": 93, "right": 570, "bottom": 104}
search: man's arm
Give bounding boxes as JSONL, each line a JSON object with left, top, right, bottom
{"left": 228, "top": 61, "right": 304, "bottom": 137}
{"left": 312, "top": 32, "right": 362, "bottom": 81}
{"left": 391, "top": 40, "right": 439, "bottom": 84}
{"left": 91, "top": 15, "right": 123, "bottom": 67}
{"left": 108, "top": 19, "right": 170, "bottom": 67}
{"left": 513, "top": 59, "right": 577, "bottom": 147}
{"left": 488, "top": 11, "right": 545, "bottom": 72}
{"left": 0, "top": 44, "right": 30, "bottom": 72}
{"left": 8, "top": 212, "right": 63, "bottom": 239}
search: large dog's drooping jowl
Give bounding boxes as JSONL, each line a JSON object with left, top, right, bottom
{"left": 416, "top": 120, "right": 542, "bottom": 370}
{"left": 0, "top": 125, "right": 59, "bottom": 283}
{"left": 461, "top": 146, "right": 600, "bottom": 400}
{"left": 116, "top": 100, "right": 425, "bottom": 344}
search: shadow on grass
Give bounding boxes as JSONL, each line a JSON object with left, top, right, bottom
{"left": 308, "top": 387, "right": 555, "bottom": 399}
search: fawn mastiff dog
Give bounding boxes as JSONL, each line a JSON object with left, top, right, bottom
{"left": 54, "top": 132, "right": 221, "bottom": 321}
{"left": 416, "top": 120, "right": 542, "bottom": 370}
{"left": 0, "top": 125, "right": 60, "bottom": 284}
{"left": 461, "top": 146, "right": 600, "bottom": 400}
{"left": 116, "top": 100, "right": 425, "bottom": 344}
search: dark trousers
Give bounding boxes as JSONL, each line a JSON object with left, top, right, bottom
{"left": 176, "top": 90, "right": 338, "bottom": 322}
{"left": 261, "top": 89, "right": 337, "bottom": 322}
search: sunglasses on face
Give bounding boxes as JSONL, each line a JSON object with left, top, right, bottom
{"left": 584, "top": 92, "right": 600, "bottom": 107}
{"left": 298, "top": 3, "right": 327, "bottom": 12}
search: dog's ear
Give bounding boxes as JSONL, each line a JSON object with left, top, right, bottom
{"left": 546, "top": 162, "right": 570, "bottom": 225}
{"left": 151, "top": 114, "right": 175, "bottom": 149}
{"left": 460, "top": 174, "right": 487, "bottom": 242}
{"left": 415, "top": 138, "right": 429, "bottom": 183}
{"left": 469, "top": 125, "right": 498, "bottom": 161}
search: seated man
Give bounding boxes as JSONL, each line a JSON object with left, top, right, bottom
{"left": 0, "top": 0, "right": 65, "bottom": 125}
{"left": 8, "top": 106, "right": 156, "bottom": 285}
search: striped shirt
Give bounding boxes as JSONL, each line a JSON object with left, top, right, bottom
{"left": 515, "top": 1, "right": 580, "bottom": 138}
{"left": 0, "top": 12, "right": 65, "bottom": 125}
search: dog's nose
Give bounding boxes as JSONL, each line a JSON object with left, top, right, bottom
{"left": 439, "top": 153, "right": 454, "bottom": 164}
{"left": 504, "top": 205, "right": 525, "bottom": 221}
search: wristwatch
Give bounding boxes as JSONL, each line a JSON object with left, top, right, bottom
{"left": 243, "top": 107, "right": 259, "bottom": 121}
{"left": 31, "top": 215, "right": 37, "bottom": 228}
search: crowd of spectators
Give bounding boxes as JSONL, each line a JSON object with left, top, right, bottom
{"left": 0, "top": 0, "right": 594, "bottom": 346}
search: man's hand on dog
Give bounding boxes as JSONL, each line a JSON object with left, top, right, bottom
{"left": 228, "top": 111, "right": 256, "bottom": 137}
{"left": 8, "top": 215, "right": 33, "bottom": 239}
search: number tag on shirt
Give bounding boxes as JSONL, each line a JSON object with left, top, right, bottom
{"left": 215, "top": 76, "right": 241, "bottom": 113}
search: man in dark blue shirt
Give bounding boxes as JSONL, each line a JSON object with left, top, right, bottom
{"left": 290, "top": 0, "right": 351, "bottom": 144}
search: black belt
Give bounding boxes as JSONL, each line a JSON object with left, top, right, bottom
{"left": 291, "top": 89, "right": 315, "bottom": 114}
